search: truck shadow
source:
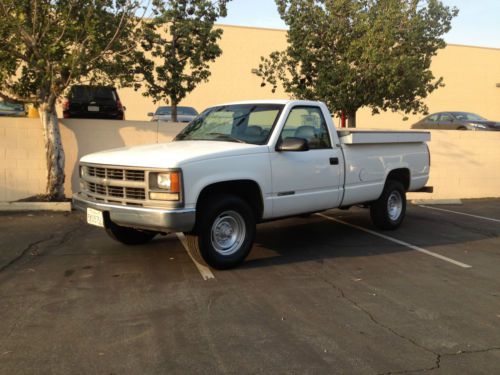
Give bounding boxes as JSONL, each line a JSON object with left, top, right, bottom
{"left": 242, "top": 206, "right": 500, "bottom": 269}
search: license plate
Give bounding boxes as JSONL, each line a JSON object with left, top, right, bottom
{"left": 88, "top": 105, "right": 99, "bottom": 112}
{"left": 87, "top": 208, "right": 104, "bottom": 227}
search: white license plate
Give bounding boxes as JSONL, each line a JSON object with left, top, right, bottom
{"left": 87, "top": 208, "right": 104, "bottom": 227}
{"left": 88, "top": 105, "right": 99, "bottom": 112}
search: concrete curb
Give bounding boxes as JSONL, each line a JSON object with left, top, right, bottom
{"left": 0, "top": 202, "right": 72, "bottom": 212}
{"left": 412, "top": 199, "right": 463, "bottom": 205}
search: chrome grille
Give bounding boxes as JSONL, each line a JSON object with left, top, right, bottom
{"left": 85, "top": 166, "right": 145, "bottom": 182}
{"left": 125, "top": 187, "right": 146, "bottom": 200}
{"left": 86, "top": 182, "right": 145, "bottom": 201}
{"left": 107, "top": 169, "right": 124, "bottom": 179}
{"left": 81, "top": 164, "right": 147, "bottom": 205}
{"left": 125, "top": 170, "right": 145, "bottom": 181}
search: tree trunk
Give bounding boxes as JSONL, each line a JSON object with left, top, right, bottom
{"left": 40, "top": 102, "right": 65, "bottom": 201}
{"left": 171, "top": 103, "right": 178, "bottom": 123}
{"left": 347, "top": 111, "right": 357, "bottom": 128}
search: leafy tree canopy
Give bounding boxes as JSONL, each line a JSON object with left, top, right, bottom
{"left": 138, "top": 0, "right": 229, "bottom": 121}
{"left": 255, "top": 0, "right": 458, "bottom": 127}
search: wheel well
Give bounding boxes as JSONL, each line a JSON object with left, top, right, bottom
{"left": 386, "top": 168, "right": 410, "bottom": 191}
{"left": 196, "top": 180, "right": 264, "bottom": 220}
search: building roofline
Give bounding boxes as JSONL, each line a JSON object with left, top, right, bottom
{"left": 216, "top": 24, "right": 500, "bottom": 51}
{"left": 216, "top": 23, "right": 287, "bottom": 33}
{"left": 446, "top": 43, "right": 500, "bottom": 51}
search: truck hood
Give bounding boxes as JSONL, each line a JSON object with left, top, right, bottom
{"left": 80, "top": 140, "right": 267, "bottom": 168}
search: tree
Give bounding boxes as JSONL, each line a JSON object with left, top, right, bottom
{"left": 255, "top": 0, "right": 458, "bottom": 127}
{"left": 0, "top": 0, "right": 143, "bottom": 199}
{"left": 138, "top": 0, "right": 229, "bottom": 122}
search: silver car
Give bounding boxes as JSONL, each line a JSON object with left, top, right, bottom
{"left": 0, "top": 100, "right": 26, "bottom": 117}
{"left": 148, "top": 106, "right": 198, "bottom": 123}
{"left": 411, "top": 112, "right": 500, "bottom": 131}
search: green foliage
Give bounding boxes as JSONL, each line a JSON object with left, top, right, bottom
{"left": 137, "top": 0, "right": 229, "bottom": 120}
{"left": 0, "top": 0, "right": 143, "bottom": 108}
{"left": 255, "top": 0, "right": 458, "bottom": 124}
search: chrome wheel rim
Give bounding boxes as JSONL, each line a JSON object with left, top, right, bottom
{"left": 387, "top": 191, "right": 403, "bottom": 221}
{"left": 211, "top": 210, "right": 246, "bottom": 256}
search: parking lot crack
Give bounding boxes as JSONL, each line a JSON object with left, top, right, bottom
{"left": 443, "top": 346, "right": 500, "bottom": 357}
{"left": 0, "top": 225, "right": 81, "bottom": 273}
{"left": 317, "top": 275, "right": 441, "bottom": 374}
{"left": 0, "top": 235, "right": 54, "bottom": 273}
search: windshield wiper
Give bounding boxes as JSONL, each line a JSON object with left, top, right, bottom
{"left": 206, "top": 132, "right": 246, "bottom": 143}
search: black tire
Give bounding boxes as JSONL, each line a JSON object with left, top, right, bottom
{"left": 298, "top": 213, "right": 312, "bottom": 218}
{"left": 185, "top": 194, "right": 255, "bottom": 270}
{"left": 370, "top": 180, "right": 406, "bottom": 230}
{"left": 105, "top": 220, "right": 157, "bottom": 245}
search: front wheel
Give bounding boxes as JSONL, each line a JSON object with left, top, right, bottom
{"left": 185, "top": 195, "right": 255, "bottom": 270}
{"left": 370, "top": 180, "right": 406, "bottom": 230}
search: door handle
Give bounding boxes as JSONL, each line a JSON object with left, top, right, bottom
{"left": 329, "top": 157, "right": 339, "bottom": 165}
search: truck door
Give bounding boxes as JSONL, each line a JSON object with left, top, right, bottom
{"left": 270, "top": 106, "right": 343, "bottom": 217}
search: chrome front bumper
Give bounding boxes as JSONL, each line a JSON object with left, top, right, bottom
{"left": 72, "top": 193, "right": 196, "bottom": 232}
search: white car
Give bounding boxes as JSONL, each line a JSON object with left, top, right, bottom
{"left": 74, "top": 100, "right": 431, "bottom": 269}
{"left": 148, "top": 106, "right": 198, "bottom": 123}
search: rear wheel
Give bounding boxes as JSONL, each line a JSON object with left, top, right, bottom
{"left": 105, "top": 220, "right": 157, "bottom": 245}
{"left": 185, "top": 194, "right": 255, "bottom": 270}
{"left": 370, "top": 180, "right": 406, "bottom": 230}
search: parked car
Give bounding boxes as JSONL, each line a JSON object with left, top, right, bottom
{"left": 0, "top": 100, "right": 26, "bottom": 117}
{"left": 148, "top": 106, "right": 198, "bottom": 123}
{"left": 63, "top": 85, "right": 125, "bottom": 120}
{"left": 74, "top": 100, "right": 431, "bottom": 270}
{"left": 411, "top": 112, "right": 500, "bottom": 131}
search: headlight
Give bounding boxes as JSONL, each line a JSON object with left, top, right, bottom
{"left": 157, "top": 173, "right": 172, "bottom": 189}
{"left": 154, "top": 172, "right": 180, "bottom": 192}
{"left": 149, "top": 171, "right": 181, "bottom": 201}
{"left": 471, "top": 123, "right": 488, "bottom": 129}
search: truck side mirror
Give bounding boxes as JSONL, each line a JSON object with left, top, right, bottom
{"left": 276, "top": 137, "right": 309, "bottom": 152}
{"left": 147, "top": 112, "right": 154, "bottom": 117}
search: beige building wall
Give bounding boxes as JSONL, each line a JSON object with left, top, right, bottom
{"left": 0, "top": 117, "right": 46, "bottom": 201}
{"left": 111, "top": 25, "right": 500, "bottom": 130}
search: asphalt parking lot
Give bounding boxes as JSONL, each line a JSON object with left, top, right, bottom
{"left": 1, "top": 199, "right": 499, "bottom": 374}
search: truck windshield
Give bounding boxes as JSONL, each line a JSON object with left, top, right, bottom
{"left": 174, "top": 104, "right": 284, "bottom": 145}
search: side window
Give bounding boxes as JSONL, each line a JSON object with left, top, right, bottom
{"left": 244, "top": 108, "right": 281, "bottom": 143}
{"left": 280, "top": 107, "right": 332, "bottom": 149}
{"left": 427, "top": 114, "right": 439, "bottom": 122}
{"left": 439, "top": 113, "right": 453, "bottom": 122}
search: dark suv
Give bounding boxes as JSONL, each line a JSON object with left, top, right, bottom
{"left": 63, "top": 85, "right": 125, "bottom": 120}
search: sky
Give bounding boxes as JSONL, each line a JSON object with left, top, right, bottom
{"left": 219, "top": 0, "right": 500, "bottom": 49}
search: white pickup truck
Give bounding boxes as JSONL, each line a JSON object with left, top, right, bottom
{"left": 73, "top": 100, "right": 431, "bottom": 269}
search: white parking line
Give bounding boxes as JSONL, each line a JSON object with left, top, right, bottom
{"left": 316, "top": 213, "right": 472, "bottom": 269}
{"left": 418, "top": 205, "right": 500, "bottom": 224}
{"left": 176, "top": 233, "right": 215, "bottom": 280}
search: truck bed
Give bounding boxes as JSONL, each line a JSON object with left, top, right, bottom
{"left": 338, "top": 130, "right": 430, "bottom": 144}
